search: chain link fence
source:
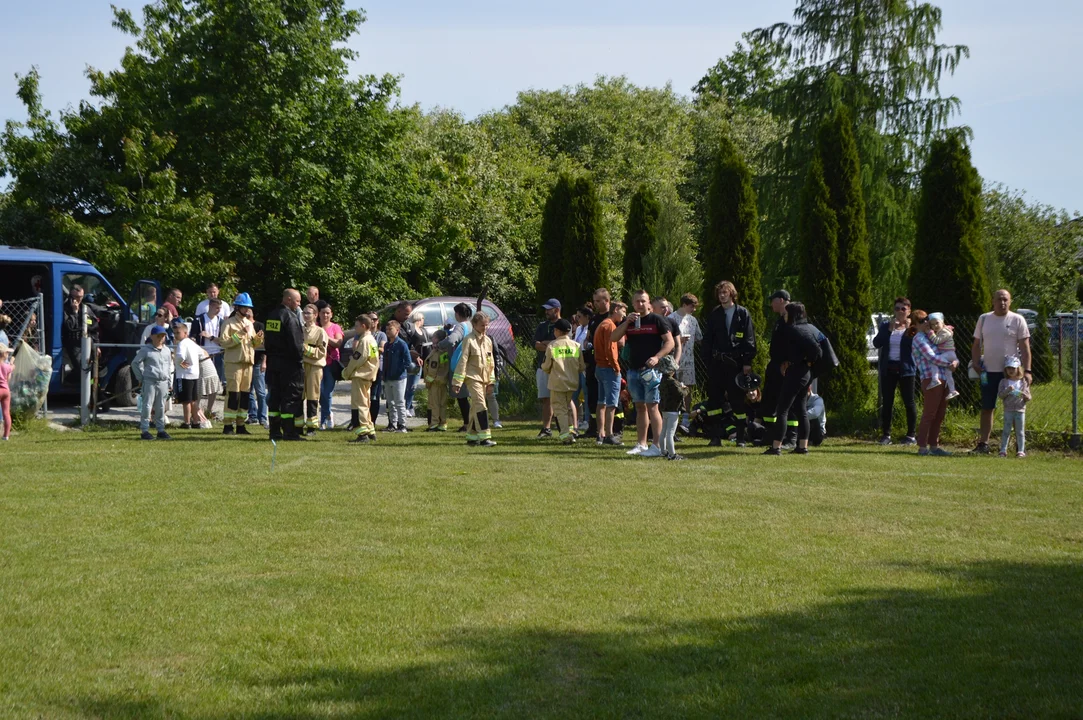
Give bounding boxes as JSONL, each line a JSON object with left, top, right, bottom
{"left": 0, "top": 294, "right": 50, "bottom": 419}
{"left": 0, "top": 295, "right": 45, "bottom": 353}
{"left": 497, "top": 309, "right": 1081, "bottom": 449}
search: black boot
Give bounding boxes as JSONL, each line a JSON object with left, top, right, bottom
{"left": 235, "top": 424, "right": 252, "bottom": 436}
{"left": 222, "top": 423, "right": 234, "bottom": 435}
{"left": 268, "top": 416, "right": 282, "bottom": 441}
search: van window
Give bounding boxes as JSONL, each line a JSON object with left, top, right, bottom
{"left": 63, "top": 273, "right": 115, "bottom": 308}
{"left": 420, "top": 304, "right": 445, "bottom": 328}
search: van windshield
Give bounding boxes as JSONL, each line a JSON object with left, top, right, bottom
{"left": 63, "top": 273, "right": 115, "bottom": 308}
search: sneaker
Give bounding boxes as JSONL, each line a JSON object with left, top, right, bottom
{"left": 735, "top": 442, "right": 747, "bottom": 448}
{"left": 306, "top": 428, "right": 317, "bottom": 437}
{"left": 780, "top": 442, "right": 796, "bottom": 452}
{"left": 878, "top": 436, "right": 892, "bottom": 446}
{"left": 382, "top": 426, "right": 397, "bottom": 433}
{"left": 640, "top": 445, "right": 663, "bottom": 458}
{"left": 562, "top": 437, "right": 576, "bottom": 445}
{"left": 435, "top": 426, "right": 447, "bottom": 432}
{"left": 405, "top": 408, "right": 414, "bottom": 418}
{"left": 626, "top": 444, "right": 647, "bottom": 456}
{"left": 493, "top": 421, "right": 503, "bottom": 429}
{"left": 478, "top": 439, "right": 497, "bottom": 447}
{"left": 762, "top": 447, "right": 781, "bottom": 456}
{"left": 537, "top": 428, "right": 553, "bottom": 439}
{"left": 349, "top": 435, "right": 371, "bottom": 444}
{"left": 971, "top": 442, "right": 990, "bottom": 455}
{"left": 199, "top": 419, "right": 213, "bottom": 429}
{"left": 930, "top": 447, "right": 952, "bottom": 456}
{"left": 396, "top": 427, "right": 409, "bottom": 433}
{"left": 677, "top": 424, "right": 691, "bottom": 436}
{"left": 946, "top": 390, "right": 960, "bottom": 400}
{"left": 327, "top": 412, "right": 335, "bottom": 428}
{"left": 140, "top": 431, "right": 155, "bottom": 441}
{"left": 603, "top": 436, "right": 624, "bottom": 447}
{"left": 900, "top": 436, "right": 917, "bottom": 446}
{"left": 179, "top": 423, "right": 192, "bottom": 430}
{"left": 156, "top": 431, "right": 172, "bottom": 440}
{"left": 425, "top": 426, "right": 439, "bottom": 432}
{"left": 918, "top": 447, "right": 930, "bottom": 456}
{"left": 596, "top": 437, "right": 604, "bottom": 446}
{"left": 578, "top": 420, "right": 589, "bottom": 431}
{"left": 456, "top": 425, "right": 468, "bottom": 433}
{"left": 1017, "top": 451, "right": 1026, "bottom": 458}
{"left": 669, "top": 453, "right": 686, "bottom": 461}
{"left": 790, "top": 447, "right": 809, "bottom": 455}
{"left": 998, "top": 451, "right": 1008, "bottom": 457}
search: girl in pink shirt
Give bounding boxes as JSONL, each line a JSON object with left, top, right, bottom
{"left": 318, "top": 304, "right": 345, "bottom": 429}
{"left": 0, "top": 343, "right": 13, "bottom": 440}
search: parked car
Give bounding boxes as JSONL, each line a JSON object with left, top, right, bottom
{"left": 1017, "top": 308, "right": 1038, "bottom": 331}
{"left": 380, "top": 297, "right": 518, "bottom": 365}
{"left": 866, "top": 313, "right": 891, "bottom": 365}
{"left": 0, "top": 245, "right": 161, "bottom": 404}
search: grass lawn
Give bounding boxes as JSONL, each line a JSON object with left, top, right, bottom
{"left": 1, "top": 422, "right": 1082, "bottom": 718}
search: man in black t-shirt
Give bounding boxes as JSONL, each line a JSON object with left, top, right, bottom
{"left": 610, "top": 290, "right": 674, "bottom": 458}
{"left": 583, "top": 288, "right": 611, "bottom": 438}
{"left": 533, "top": 299, "right": 561, "bottom": 438}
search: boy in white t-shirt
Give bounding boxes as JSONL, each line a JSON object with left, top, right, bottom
{"left": 172, "top": 319, "right": 202, "bottom": 429}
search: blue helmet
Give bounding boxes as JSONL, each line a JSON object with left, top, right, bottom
{"left": 233, "top": 292, "right": 254, "bottom": 308}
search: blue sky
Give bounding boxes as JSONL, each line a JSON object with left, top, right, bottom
{"left": 2, "top": 0, "right": 1080, "bottom": 214}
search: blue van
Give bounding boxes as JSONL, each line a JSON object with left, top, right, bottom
{"left": 0, "top": 246, "right": 161, "bottom": 405}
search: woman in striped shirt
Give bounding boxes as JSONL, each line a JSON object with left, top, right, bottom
{"left": 910, "top": 310, "right": 960, "bottom": 456}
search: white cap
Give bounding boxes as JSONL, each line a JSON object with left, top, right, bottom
{"left": 1004, "top": 355, "right": 1021, "bottom": 368}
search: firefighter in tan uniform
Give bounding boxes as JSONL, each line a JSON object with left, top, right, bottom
{"left": 301, "top": 303, "right": 328, "bottom": 435}
{"left": 542, "top": 318, "right": 585, "bottom": 444}
{"left": 341, "top": 314, "right": 379, "bottom": 443}
{"left": 424, "top": 328, "right": 451, "bottom": 431}
{"left": 451, "top": 313, "right": 497, "bottom": 447}
{"left": 218, "top": 292, "right": 263, "bottom": 435}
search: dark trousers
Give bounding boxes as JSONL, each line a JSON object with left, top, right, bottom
{"left": 707, "top": 357, "right": 747, "bottom": 442}
{"left": 584, "top": 363, "right": 599, "bottom": 435}
{"left": 762, "top": 360, "right": 799, "bottom": 443}
{"left": 774, "top": 368, "right": 812, "bottom": 443}
{"left": 880, "top": 370, "right": 917, "bottom": 437}
{"left": 371, "top": 369, "right": 383, "bottom": 423}
{"left": 267, "top": 361, "right": 304, "bottom": 438}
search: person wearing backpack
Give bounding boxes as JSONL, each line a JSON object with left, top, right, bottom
{"left": 764, "top": 302, "right": 823, "bottom": 456}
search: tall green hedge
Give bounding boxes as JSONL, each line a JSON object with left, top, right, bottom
{"left": 909, "top": 132, "right": 989, "bottom": 319}
{"left": 818, "top": 107, "right": 874, "bottom": 413}
{"left": 537, "top": 173, "right": 573, "bottom": 305}
{"left": 797, "top": 155, "right": 842, "bottom": 329}
{"left": 562, "top": 175, "right": 608, "bottom": 308}
{"left": 623, "top": 184, "right": 660, "bottom": 294}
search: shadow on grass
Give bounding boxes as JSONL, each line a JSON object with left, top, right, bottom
{"left": 63, "top": 561, "right": 1083, "bottom": 718}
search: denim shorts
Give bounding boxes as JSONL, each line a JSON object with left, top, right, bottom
{"left": 596, "top": 366, "right": 620, "bottom": 407}
{"left": 627, "top": 368, "right": 661, "bottom": 405}
{"left": 981, "top": 371, "right": 1004, "bottom": 410}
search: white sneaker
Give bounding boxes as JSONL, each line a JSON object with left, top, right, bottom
{"left": 328, "top": 412, "right": 335, "bottom": 427}
{"left": 640, "top": 445, "right": 663, "bottom": 458}
{"left": 493, "top": 421, "right": 503, "bottom": 429}
{"left": 626, "top": 444, "right": 647, "bottom": 456}
{"left": 577, "top": 420, "right": 589, "bottom": 431}
{"left": 199, "top": 419, "right": 213, "bottom": 429}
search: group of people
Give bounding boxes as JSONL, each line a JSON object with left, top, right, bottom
{"left": 877, "top": 289, "right": 1033, "bottom": 457}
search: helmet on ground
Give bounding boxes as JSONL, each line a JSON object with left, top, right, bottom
{"left": 233, "top": 293, "right": 254, "bottom": 308}
{"left": 735, "top": 372, "right": 762, "bottom": 392}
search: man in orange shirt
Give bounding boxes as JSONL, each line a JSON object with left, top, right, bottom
{"left": 593, "top": 301, "right": 626, "bottom": 446}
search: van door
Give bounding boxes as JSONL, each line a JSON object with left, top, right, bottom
{"left": 128, "top": 280, "right": 163, "bottom": 342}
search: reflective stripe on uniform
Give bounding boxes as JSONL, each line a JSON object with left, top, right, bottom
{"left": 763, "top": 416, "right": 776, "bottom": 423}
{"left": 706, "top": 408, "right": 724, "bottom": 417}
{"left": 733, "top": 413, "right": 746, "bottom": 420}
{"left": 787, "top": 420, "right": 799, "bottom": 427}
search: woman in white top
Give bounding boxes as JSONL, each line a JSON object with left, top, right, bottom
{"left": 872, "top": 296, "right": 918, "bottom": 445}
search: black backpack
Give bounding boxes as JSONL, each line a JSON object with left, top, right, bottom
{"left": 812, "top": 327, "right": 839, "bottom": 378}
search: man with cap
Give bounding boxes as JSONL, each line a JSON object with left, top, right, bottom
{"left": 263, "top": 289, "right": 306, "bottom": 441}
{"left": 702, "top": 280, "right": 757, "bottom": 447}
{"left": 131, "top": 324, "right": 173, "bottom": 441}
{"left": 533, "top": 299, "right": 562, "bottom": 438}
{"left": 763, "top": 289, "right": 798, "bottom": 449}
{"left": 218, "top": 293, "right": 263, "bottom": 435}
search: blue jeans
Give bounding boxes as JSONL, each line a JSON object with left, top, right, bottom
{"left": 248, "top": 365, "right": 268, "bottom": 424}
{"left": 1000, "top": 410, "right": 1025, "bottom": 454}
{"left": 320, "top": 365, "right": 337, "bottom": 424}
{"left": 212, "top": 353, "right": 225, "bottom": 386}
{"left": 405, "top": 373, "right": 418, "bottom": 411}
{"left": 573, "top": 371, "right": 590, "bottom": 425}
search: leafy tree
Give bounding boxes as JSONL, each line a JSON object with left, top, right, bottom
{"left": 563, "top": 175, "right": 608, "bottom": 307}
{"left": 537, "top": 173, "right": 573, "bottom": 305}
{"left": 981, "top": 184, "right": 1081, "bottom": 313}
{"left": 909, "top": 132, "right": 988, "bottom": 320}
{"left": 701, "top": 136, "right": 765, "bottom": 367}
{"left": 623, "top": 185, "right": 660, "bottom": 291}
{"left": 731, "top": 0, "right": 969, "bottom": 307}
{"left": 639, "top": 188, "right": 703, "bottom": 304}
{"left": 819, "top": 107, "right": 874, "bottom": 411}
{"left": 797, "top": 156, "right": 841, "bottom": 330}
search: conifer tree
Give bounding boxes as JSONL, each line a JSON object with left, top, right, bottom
{"left": 818, "top": 107, "right": 874, "bottom": 412}
{"left": 797, "top": 155, "right": 842, "bottom": 330}
{"left": 701, "top": 136, "right": 765, "bottom": 368}
{"left": 562, "top": 175, "right": 608, "bottom": 308}
{"left": 623, "top": 185, "right": 660, "bottom": 292}
{"left": 537, "top": 173, "right": 573, "bottom": 305}
{"left": 909, "top": 132, "right": 989, "bottom": 319}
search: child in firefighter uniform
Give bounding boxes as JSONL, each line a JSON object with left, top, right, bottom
{"left": 341, "top": 314, "right": 379, "bottom": 443}
{"left": 451, "top": 313, "right": 497, "bottom": 447}
{"left": 541, "top": 318, "right": 584, "bottom": 445}
{"left": 301, "top": 303, "right": 328, "bottom": 435}
{"left": 424, "top": 328, "right": 450, "bottom": 431}
{"left": 218, "top": 293, "right": 263, "bottom": 435}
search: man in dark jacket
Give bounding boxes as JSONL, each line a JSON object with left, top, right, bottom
{"left": 702, "top": 280, "right": 757, "bottom": 446}
{"left": 264, "top": 288, "right": 305, "bottom": 440}
{"left": 762, "top": 290, "right": 798, "bottom": 449}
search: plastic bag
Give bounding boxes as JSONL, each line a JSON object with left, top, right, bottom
{"left": 10, "top": 341, "right": 53, "bottom": 419}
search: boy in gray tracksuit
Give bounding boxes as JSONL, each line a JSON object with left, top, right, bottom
{"left": 132, "top": 325, "right": 174, "bottom": 440}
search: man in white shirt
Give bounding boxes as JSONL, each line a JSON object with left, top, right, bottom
{"left": 672, "top": 293, "right": 702, "bottom": 431}
{"left": 195, "top": 297, "right": 226, "bottom": 385}
{"left": 970, "top": 289, "right": 1032, "bottom": 454}
{"left": 194, "top": 282, "right": 231, "bottom": 320}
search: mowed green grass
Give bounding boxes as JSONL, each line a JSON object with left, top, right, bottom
{"left": 1, "top": 423, "right": 1082, "bottom": 719}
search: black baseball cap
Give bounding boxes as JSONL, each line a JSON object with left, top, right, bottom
{"left": 553, "top": 318, "right": 573, "bottom": 333}
{"left": 768, "top": 290, "right": 791, "bottom": 302}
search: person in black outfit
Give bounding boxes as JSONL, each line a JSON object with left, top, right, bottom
{"left": 61, "top": 284, "right": 99, "bottom": 384}
{"left": 762, "top": 289, "right": 799, "bottom": 449}
{"left": 764, "top": 302, "right": 824, "bottom": 455}
{"left": 263, "top": 288, "right": 306, "bottom": 441}
{"left": 702, "top": 280, "right": 757, "bottom": 446}
{"left": 582, "top": 288, "right": 611, "bottom": 438}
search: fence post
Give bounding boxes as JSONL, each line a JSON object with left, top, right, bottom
{"left": 1072, "top": 310, "right": 1080, "bottom": 451}
{"left": 37, "top": 292, "right": 47, "bottom": 418}
{"left": 80, "top": 304, "right": 91, "bottom": 427}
